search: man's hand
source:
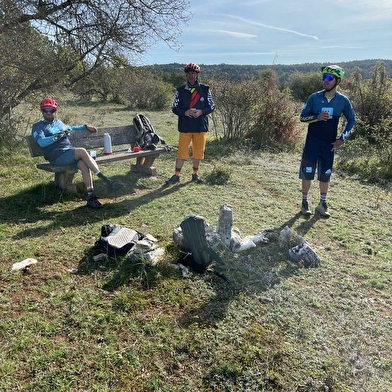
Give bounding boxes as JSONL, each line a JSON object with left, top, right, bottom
{"left": 186, "top": 109, "right": 202, "bottom": 118}
{"left": 318, "top": 112, "right": 330, "bottom": 121}
{"left": 192, "top": 109, "right": 202, "bottom": 118}
{"left": 54, "top": 132, "right": 67, "bottom": 141}
{"left": 87, "top": 125, "right": 98, "bottom": 133}
{"left": 331, "top": 139, "right": 343, "bottom": 151}
{"left": 185, "top": 109, "right": 202, "bottom": 118}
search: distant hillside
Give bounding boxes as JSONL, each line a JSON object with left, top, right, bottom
{"left": 143, "top": 59, "right": 392, "bottom": 85}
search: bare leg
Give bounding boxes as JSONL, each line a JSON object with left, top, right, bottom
{"left": 74, "top": 147, "right": 123, "bottom": 192}
{"left": 319, "top": 181, "right": 329, "bottom": 195}
{"left": 302, "top": 179, "right": 311, "bottom": 194}
{"left": 74, "top": 147, "right": 99, "bottom": 173}
{"left": 77, "top": 160, "right": 93, "bottom": 188}
{"left": 175, "top": 158, "right": 185, "bottom": 173}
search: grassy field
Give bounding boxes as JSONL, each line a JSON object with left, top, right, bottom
{"left": 1, "top": 102, "right": 391, "bottom": 391}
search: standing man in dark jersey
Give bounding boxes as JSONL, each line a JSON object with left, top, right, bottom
{"left": 166, "top": 62, "right": 215, "bottom": 184}
{"left": 299, "top": 65, "right": 356, "bottom": 218}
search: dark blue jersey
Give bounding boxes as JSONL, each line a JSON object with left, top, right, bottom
{"left": 300, "top": 90, "right": 356, "bottom": 143}
{"left": 172, "top": 82, "right": 215, "bottom": 133}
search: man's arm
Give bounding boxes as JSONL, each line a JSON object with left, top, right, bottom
{"left": 338, "top": 100, "right": 356, "bottom": 141}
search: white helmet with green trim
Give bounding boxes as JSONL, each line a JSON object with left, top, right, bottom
{"left": 321, "top": 65, "right": 345, "bottom": 81}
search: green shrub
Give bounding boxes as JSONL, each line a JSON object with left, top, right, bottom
{"left": 247, "top": 69, "right": 301, "bottom": 149}
{"left": 205, "top": 162, "right": 232, "bottom": 185}
{"left": 337, "top": 135, "right": 392, "bottom": 183}
{"left": 209, "top": 77, "right": 260, "bottom": 140}
{"left": 288, "top": 71, "right": 323, "bottom": 103}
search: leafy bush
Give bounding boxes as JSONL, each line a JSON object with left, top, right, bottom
{"left": 287, "top": 71, "right": 323, "bottom": 102}
{"left": 119, "top": 69, "right": 173, "bottom": 110}
{"left": 210, "top": 70, "right": 301, "bottom": 150}
{"left": 205, "top": 162, "right": 232, "bottom": 185}
{"left": 337, "top": 135, "right": 392, "bottom": 182}
{"left": 209, "top": 77, "right": 260, "bottom": 140}
{"left": 0, "top": 111, "right": 26, "bottom": 150}
{"left": 247, "top": 69, "right": 301, "bottom": 149}
{"left": 71, "top": 66, "right": 173, "bottom": 110}
{"left": 346, "top": 62, "right": 392, "bottom": 143}
{"left": 337, "top": 61, "right": 392, "bottom": 183}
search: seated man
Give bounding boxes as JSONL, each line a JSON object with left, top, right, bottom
{"left": 32, "top": 97, "right": 123, "bottom": 208}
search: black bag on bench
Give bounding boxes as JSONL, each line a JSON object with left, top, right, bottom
{"left": 133, "top": 113, "right": 168, "bottom": 151}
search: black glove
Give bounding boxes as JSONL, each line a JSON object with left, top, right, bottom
{"left": 53, "top": 129, "right": 70, "bottom": 141}
{"left": 53, "top": 133, "right": 64, "bottom": 141}
{"left": 144, "top": 143, "right": 157, "bottom": 151}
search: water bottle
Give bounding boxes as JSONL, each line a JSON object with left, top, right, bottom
{"left": 103, "top": 133, "right": 112, "bottom": 154}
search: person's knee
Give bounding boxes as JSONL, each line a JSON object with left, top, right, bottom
{"left": 77, "top": 160, "right": 88, "bottom": 170}
{"left": 319, "top": 173, "right": 332, "bottom": 183}
{"left": 75, "top": 147, "right": 88, "bottom": 158}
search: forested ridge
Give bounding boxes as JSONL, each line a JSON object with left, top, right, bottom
{"left": 144, "top": 59, "right": 392, "bottom": 84}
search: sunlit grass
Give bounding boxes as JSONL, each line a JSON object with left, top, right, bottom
{"left": 0, "top": 103, "right": 391, "bottom": 391}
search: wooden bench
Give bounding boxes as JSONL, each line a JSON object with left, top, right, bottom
{"left": 26, "top": 125, "right": 169, "bottom": 192}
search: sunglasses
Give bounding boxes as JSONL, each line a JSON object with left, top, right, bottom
{"left": 322, "top": 74, "right": 335, "bottom": 82}
{"left": 42, "top": 108, "right": 56, "bottom": 113}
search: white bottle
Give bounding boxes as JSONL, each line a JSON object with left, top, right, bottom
{"left": 103, "top": 133, "right": 112, "bottom": 154}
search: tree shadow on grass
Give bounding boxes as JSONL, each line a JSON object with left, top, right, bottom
{"left": 175, "top": 212, "right": 324, "bottom": 328}
{"left": 3, "top": 162, "right": 324, "bottom": 329}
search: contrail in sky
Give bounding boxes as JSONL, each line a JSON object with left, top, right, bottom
{"left": 226, "top": 14, "right": 319, "bottom": 40}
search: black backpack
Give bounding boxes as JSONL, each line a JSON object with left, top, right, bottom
{"left": 179, "top": 214, "right": 222, "bottom": 271}
{"left": 96, "top": 223, "right": 143, "bottom": 257}
{"left": 133, "top": 114, "right": 167, "bottom": 150}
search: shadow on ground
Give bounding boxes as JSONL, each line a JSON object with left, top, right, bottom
{"left": 69, "top": 209, "right": 323, "bottom": 328}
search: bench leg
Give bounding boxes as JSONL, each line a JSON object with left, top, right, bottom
{"left": 131, "top": 155, "right": 159, "bottom": 176}
{"left": 54, "top": 171, "right": 77, "bottom": 192}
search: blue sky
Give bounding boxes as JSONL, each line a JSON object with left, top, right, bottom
{"left": 140, "top": 0, "right": 392, "bottom": 66}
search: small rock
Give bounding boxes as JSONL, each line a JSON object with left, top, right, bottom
{"left": 12, "top": 258, "right": 38, "bottom": 271}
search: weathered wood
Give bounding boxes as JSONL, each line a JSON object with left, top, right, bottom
{"left": 26, "top": 124, "right": 169, "bottom": 191}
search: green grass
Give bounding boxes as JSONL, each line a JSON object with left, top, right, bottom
{"left": 1, "top": 103, "right": 392, "bottom": 391}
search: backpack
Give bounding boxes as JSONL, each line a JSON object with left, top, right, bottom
{"left": 96, "top": 223, "right": 143, "bottom": 257}
{"left": 179, "top": 214, "right": 222, "bottom": 271}
{"left": 133, "top": 114, "right": 167, "bottom": 151}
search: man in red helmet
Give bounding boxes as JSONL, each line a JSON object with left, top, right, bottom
{"left": 32, "top": 98, "right": 123, "bottom": 208}
{"left": 166, "top": 62, "right": 215, "bottom": 184}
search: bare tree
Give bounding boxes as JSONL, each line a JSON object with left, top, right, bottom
{"left": 0, "top": 0, "right": 191, "bottom": 114}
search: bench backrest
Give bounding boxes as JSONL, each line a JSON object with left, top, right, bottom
{"left": 27, "top": 125, "right": 137, "bottom": 158}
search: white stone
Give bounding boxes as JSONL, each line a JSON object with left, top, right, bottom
{"left": 12, "top": 258, "right": 38, "bottom": 271}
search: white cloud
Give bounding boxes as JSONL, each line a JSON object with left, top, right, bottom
{"left": 335, "top": 0, "right": 392, "bottom": 20}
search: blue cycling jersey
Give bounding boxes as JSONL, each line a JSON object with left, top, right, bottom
{"left": 300, "top": 90, "right": 356, "bottom": 143}
{"left": 32, "top": 119, "right": 87, "bottom": 163}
